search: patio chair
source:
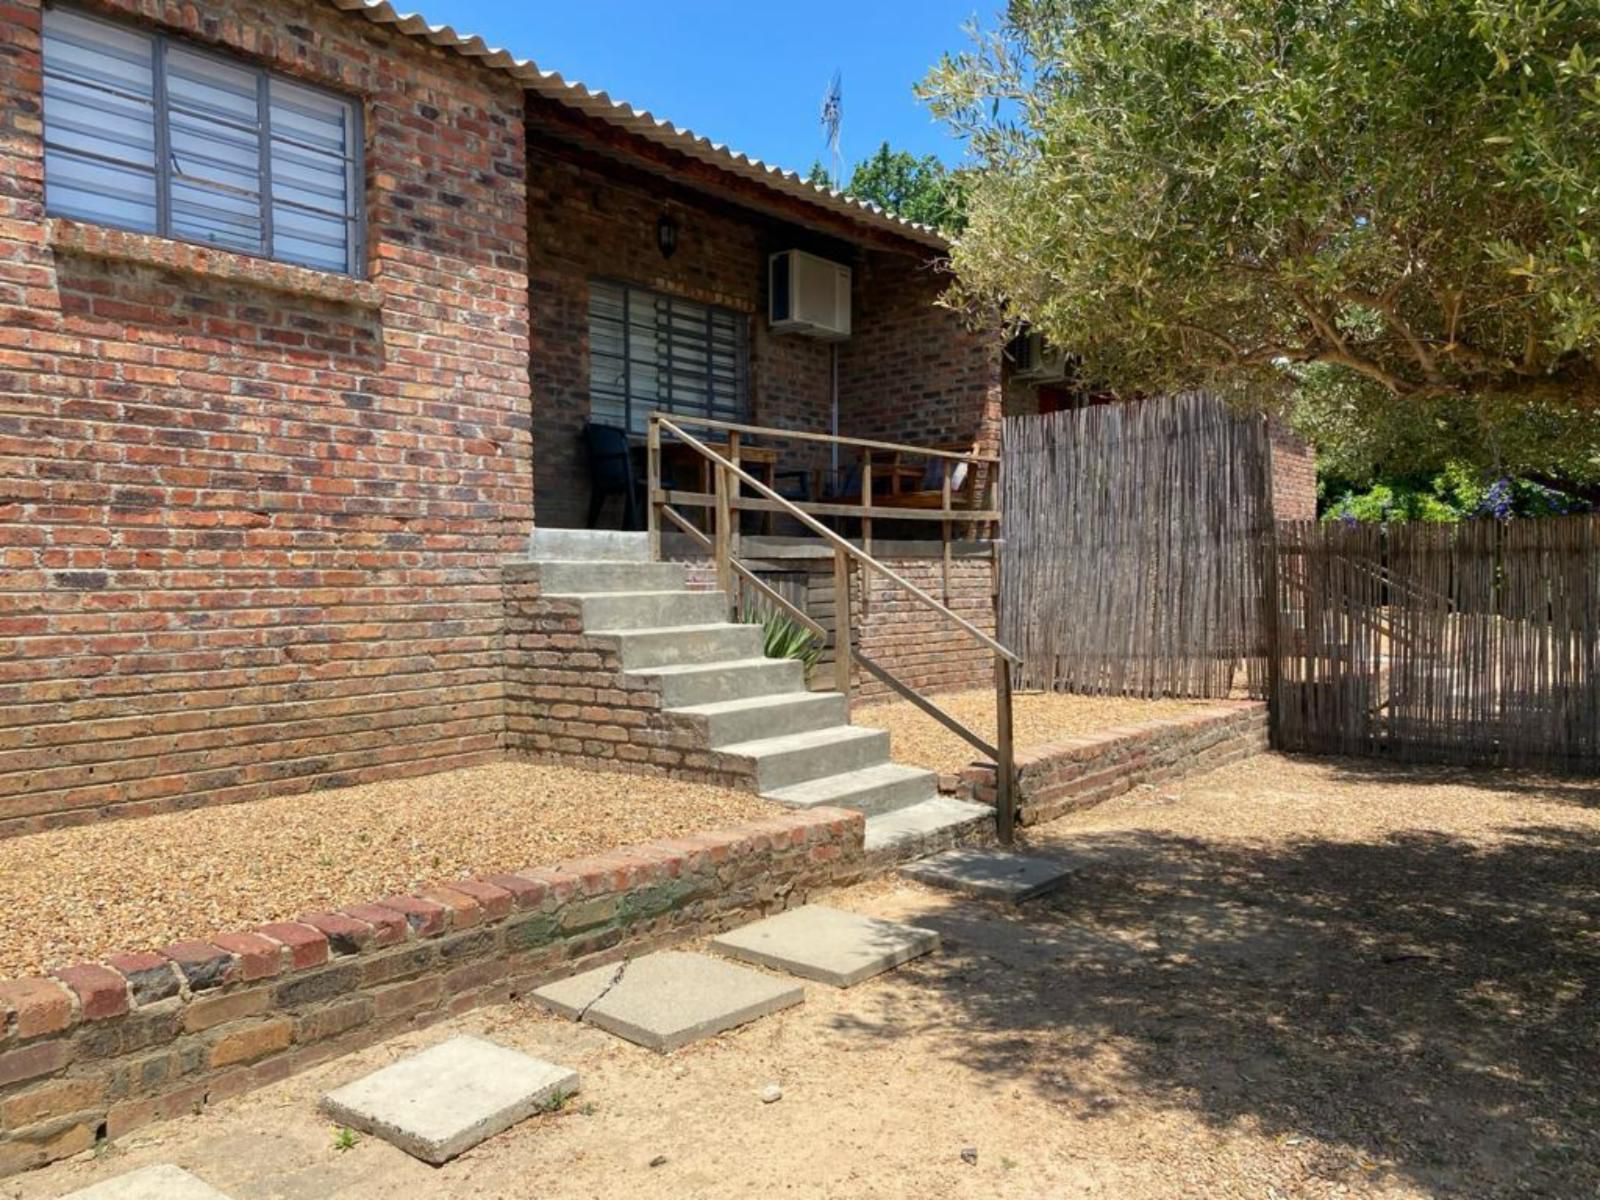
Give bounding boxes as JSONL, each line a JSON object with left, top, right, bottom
{"left": 582, "top": 422, "right": 643, "bottom": 529}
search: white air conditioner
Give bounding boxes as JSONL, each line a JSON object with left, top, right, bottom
{"left": 769, "top": 249, "right": 851, "bottom": 339}
{"left": 1010, "top": 331, "right": 1068, "bottom": 382}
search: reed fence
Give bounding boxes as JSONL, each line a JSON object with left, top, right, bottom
{"left": 1273, "top": 516, "right": 1600, "bottom": 768}
{"left": 998, "top": 393, "right": 1274, "bottom": 699}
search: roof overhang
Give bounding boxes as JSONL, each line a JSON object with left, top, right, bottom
{"left": 328, "top": 0, "right": 952, "bottom": 253}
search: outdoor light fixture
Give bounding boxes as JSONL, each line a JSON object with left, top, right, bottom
{"left": 657, "top": 212, "right": 679, "bottom": 259}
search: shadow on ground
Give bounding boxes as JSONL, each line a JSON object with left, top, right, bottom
{"left": 835, "top": 821, "right": 1598, "bottom": 1198}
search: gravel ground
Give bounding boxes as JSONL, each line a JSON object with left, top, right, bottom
{"left": 18, "top": 751, "right": 1597, "bottom": 1200}
{"left": 0, "top": 763, "right": 770, "bottom": 980}
{"left": 857, "top": 688, "right": 1215, "bottom": 776}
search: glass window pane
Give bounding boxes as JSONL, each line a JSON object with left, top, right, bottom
{"left": 42, "top": 9, "right": 156, "bottom": 231}
{"left": 271, "top": 204, "right": 349, "bottom": 271}
{"left": 166, "top": 46, "right": 258, "bottom": 126}
{"left": 44, "top": 148, "right": 157, "bottom": 231}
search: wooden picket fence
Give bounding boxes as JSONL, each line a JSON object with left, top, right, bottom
{"left": 1271, "top": 516, "right": 1600, "bottom": 768}
{"left": 998, "top": 393, "right": 1274, "bottom": 700}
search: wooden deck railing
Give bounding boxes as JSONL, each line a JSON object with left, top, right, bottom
{"left": 646, "top": 413, "right": 1021, "bottom": 843}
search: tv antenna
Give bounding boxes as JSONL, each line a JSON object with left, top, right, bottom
{"left": 820, "top": 70, "right": 843, "bottom": 189}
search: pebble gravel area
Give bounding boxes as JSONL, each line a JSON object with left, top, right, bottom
{"left": 0, "top": 762, "right": 772, "bottom": 980}
{"left": 857, "top": 688, "right": 1215, "bottom": 776}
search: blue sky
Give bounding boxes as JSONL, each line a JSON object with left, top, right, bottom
{"left": 434, "top": 0, "right": 994, "bottom": 179}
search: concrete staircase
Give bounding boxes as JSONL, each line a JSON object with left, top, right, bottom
{"left": 529, "top": 530, "right": 990, "bottom": 856}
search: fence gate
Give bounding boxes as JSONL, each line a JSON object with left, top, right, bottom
{"left": 1273, "top": 516, "right": 1600, "bottom": 768}
{"left": 999, "top": 393, "right": 1274, "bottom": 699}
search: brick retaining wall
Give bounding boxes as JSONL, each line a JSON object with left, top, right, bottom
{"left": 0, "top": 807, "right": 864, "bottom": 1176}
{"left": 961, "top": 702, "right": 1268, "bottom": 826}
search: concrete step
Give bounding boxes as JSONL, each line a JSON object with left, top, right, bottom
{"left": 534, "top": 560, "right": 687, "bottom": 593}
{"left": 553, "top": 589, "right": 729, "bottom": 630}
{"left": 530, "top": 528, "right": 649, "bottom": 561}
{"left": 637, "top": 657, "right": 807, "bottom": 707}
{"left": 720, "top": 724, "right": 891, "bottom": 791}
{"left": 593, "top": 623, "right": 765, "bottom": 669}
{"left": 669, "top": 690, "right": 848, "bottom": 747}
{"left": 764, "top": 760, "right": 939, "bottom": 816}
{"left": 864, "top": 796, "right": 994, "bottom": 855}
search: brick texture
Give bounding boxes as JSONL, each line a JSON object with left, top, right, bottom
{"left": 961, "top": 702, "right": 1270, "bottom": 825}
{"left": 0, "top": 0, "right": 532, "bottom": 836}
{"left": 0, "top": 806, "right": 865, "bottom": 1177}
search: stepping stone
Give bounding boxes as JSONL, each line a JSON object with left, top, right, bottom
{"left": 532, "top": 950, "right": 803, "bottom": 1052}
{"left": 901, "top": 847, "right": 1076, "bottom": 902}
{"left": 62, "top": 1165, "right": 232, "bottom": 1200}
{"left": 320, "top": 1035, "right": 579, "bottom": 1165}
{"left": 710, "top": 905, "right": 939, "bottom": 987}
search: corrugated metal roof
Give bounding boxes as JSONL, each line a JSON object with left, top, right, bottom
{"left": 329, "top": 0, "right": 951, "bottom": 250}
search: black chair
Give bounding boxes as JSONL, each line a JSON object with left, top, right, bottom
{"left": 582, "top": 422, "right": 643, "bottom": 529}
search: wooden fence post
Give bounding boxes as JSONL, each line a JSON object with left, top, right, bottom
{"left": 834, "top": 545, "right": 852, "bottom": 711}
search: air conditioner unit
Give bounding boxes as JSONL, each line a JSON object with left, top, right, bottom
{"left": 769, "top": 249, "right": 851, "bottom": 339}
{"left": 1010, "top": 331, "right": 1068, "bottom": 382}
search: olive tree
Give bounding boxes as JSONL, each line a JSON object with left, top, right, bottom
{"left": 921, "top": 0, "right": 1600, "bottom": 414}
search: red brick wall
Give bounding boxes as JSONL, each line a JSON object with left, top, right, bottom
{"left": 0, "top": 806, "right": 865, "bottom": 1176}
{"left": 1269, "top": 420, "right": 1318, "bottom": 520}
{"left": 837, "top": 254, "right": 1003, "bottom": 457}
{"left": 526, "top": 133, "right": 848, "bottom": 529}
{"left": 961, "top": 702, "right": 1268, "bottom": 825}
{"left": 0, "top": 0, "right": 532, "bottom": 835}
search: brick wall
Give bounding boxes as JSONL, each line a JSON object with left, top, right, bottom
{"left": 962, "top": 702, "right": 1269, "bottom": 826}
{"left": 837, "top": 254, "right": 1003, "bottom": 458}
{"left": 1269, "top": 420, "right": 1318, "bottom": 520}
{"left": 526, "top": 132, "right": 851, "bottom": 530}
{"left": 0, "top": 0, "right": 532, "bottom": 835}
{"left": 501, "top": 562, "right": 759, "bottom": 786}
{"left": 0, "top": 806, "right": 864, "bottom": 1176}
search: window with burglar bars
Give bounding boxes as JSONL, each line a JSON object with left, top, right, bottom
{"left": 41, "top": 6, "right": 363, "bottom": 275}
{"left": 588, "top": 280, "right": 750, "bottom": 435}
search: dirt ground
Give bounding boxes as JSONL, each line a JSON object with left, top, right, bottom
{"left": 856, "top": 688, "right": 1215, "bottom": 776}
{"left": 14, "top": 752, "right": 1597, "bottom": 1199}
{"left": 0, "top": 763, "right": 769, "bottom": 979}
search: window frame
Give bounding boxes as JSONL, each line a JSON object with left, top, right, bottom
{"left": 41, "top": 4, "right": 366, "bottom": 278}
{"left": 586, "top": 278, "right": 752, "bottom": 436}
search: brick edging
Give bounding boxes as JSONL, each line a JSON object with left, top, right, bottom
{"left": 960, "top": 702, "right": 1269, "bottom": 826}
{"left": 0, "top": 806, "right": 865, "bottom": 1176}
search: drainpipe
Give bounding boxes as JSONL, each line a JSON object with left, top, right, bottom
{"left": 830, "top": 343, "right": 839, "bottom": 479}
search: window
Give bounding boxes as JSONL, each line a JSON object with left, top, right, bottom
{"left": 588, "top": 280, "right": 749, "bottom": 434}
{"left": 41, "top": 7, "right": 363, "bottom": 275}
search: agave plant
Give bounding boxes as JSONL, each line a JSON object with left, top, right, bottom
{"left": 742, "top": 604, "right": 822, "bottom": 675}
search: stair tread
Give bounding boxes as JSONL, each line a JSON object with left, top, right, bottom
{"left": 543, "top": 589, "right": 702, "bottom": 599}
{"left": 589, "top": 622, "right": 750, "bottom": 637}
{"left": 864, "top": 796, "right": 993, "bottom": 850}
{"left": 633, "top": 657, "right": 789, "bottom": 677}
{"left": 720, "top": 724, "right": 887, "bottom": 758}
{"left": 764, "top": 760, "right": 936, "bottom": 804}
{"left": 669, "top": 691, "right": 841, "bottom": 717}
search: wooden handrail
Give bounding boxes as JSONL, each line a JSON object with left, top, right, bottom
{"left": 655, "top": 417, "right": 1020, "bottom": 666}
{"left": 649, "top": 413, "right": 1019, "bottom": 845}
{"left": 653, "top": 413, "right": 999, "bottom": 465}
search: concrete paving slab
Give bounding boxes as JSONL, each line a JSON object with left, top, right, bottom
{"left": 710, "top": 905, "right": 939, "bottom": 987}
{"left": 320, "top": 1035, "right": 579, "bottom": 1165}
{"left": 62, "top": 1164, "right": 232, "bottom": 1200}
{"left": 532, "top": 951, "right": 803, "bottom": 1052}
{"left": 900, "top": 847, "right": 1077, "bottom": 902}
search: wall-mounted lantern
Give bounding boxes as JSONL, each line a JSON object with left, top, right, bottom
{"left": 657, "top": 212, "right": 679, "bottom": 259}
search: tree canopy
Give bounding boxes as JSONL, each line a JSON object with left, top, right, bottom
{"left": 921, "top": 0, "right": 1600, "bottom": 438}
{"left": 807, "top": 142, "right": 965, "bottom": 231}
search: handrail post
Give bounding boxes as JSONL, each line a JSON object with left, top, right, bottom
{"left": 714, "top": 462, "right": 734, "bottom": 609}
{"left": 860, "top": 455, "right": 873, "bottom": 615}
{"left": 833, "top": 545, "right": 852, "bottom": 712}
{"left": 941, "top": 465, "right": 953, "bottom": 604}
{"left": 728, "top": 429, "right": 742, "bottom": 565}
{"left": 995, "top": 652, "right": 1015, "bottom": 844}
{"left": 646, "top": 415, "right": 661, "bottom": 561}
